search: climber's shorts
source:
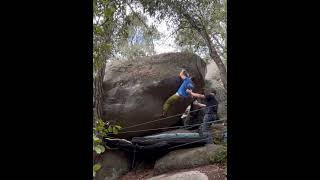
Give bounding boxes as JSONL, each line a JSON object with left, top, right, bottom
{"left": 163, "top": 94, "right": 181, "bottom": 112}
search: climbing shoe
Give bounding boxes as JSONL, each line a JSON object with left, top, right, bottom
{"left": 154, "top": 112, "right": 167, "bottom": 119}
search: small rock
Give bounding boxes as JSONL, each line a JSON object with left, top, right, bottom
{"left": 154, "top": 144, "right": 226, "bottom": 175}
{"left": 147, "top": 170, "right": 208, "bottom": 180}
{"left": 95, "top": 150, "right": 130, "bottom": 180}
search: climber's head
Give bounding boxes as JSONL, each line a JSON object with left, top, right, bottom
{"left": 182, "top": 70, "right": 189, "bottom": 77}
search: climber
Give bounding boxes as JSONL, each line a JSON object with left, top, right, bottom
{"left": 186, "top": 88, "right": 219, "bottom": 144}
{"left": 160, "top": 69, "right": 194, "bottom": 117}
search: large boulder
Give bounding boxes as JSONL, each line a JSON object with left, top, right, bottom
{"left": 95, "top": 150, "right": 130, "bottom": 180}
{"left": 205, "top": 62, "right": 227, "bottom": 119}
{"left": 103, "top": 53, "right": 207, "bottom": 138}
{"left": 154, "top": 144, "right": 226, "bottom": 175}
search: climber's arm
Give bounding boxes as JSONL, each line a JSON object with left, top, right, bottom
{"left": 186, "top": 89, "right": 205, "bottom": 99}
{"left": 193, "top": 101, "right": 206, "bottom": 108}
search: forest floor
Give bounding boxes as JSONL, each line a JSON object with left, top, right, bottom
{"left": 119, "top": 164, "right": 227, "bottom": 180}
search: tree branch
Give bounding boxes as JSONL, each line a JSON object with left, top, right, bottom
{"left": 127, "top": 2, "right": 150, "bottom": 31}
{"left": 211, "top": 34, "right": 225, "bottom": 52}
{"left": 162, "top": 25, "right": 190, "bottom": 42}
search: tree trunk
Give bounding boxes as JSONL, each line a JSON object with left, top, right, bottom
{"left": 181, "top": 12, "right": 227, "bottom": 92}
{"left": 93, "top": 31, "right": 112, "bottom": 122}
{"left": 93, "top": 64, "right": 105, "bottom": 121}
{"left": 201, "top": 30, "right": 227, "bottom": 92}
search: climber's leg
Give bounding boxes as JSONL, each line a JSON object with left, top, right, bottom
{"left": 208, "top": 114, "right": 217, "bottom": 126}
{"left": 162, "top": 94, "right": 180, "bottom": 117}
{"left": 199, "top": 114, "right": 214, "bottom": 144}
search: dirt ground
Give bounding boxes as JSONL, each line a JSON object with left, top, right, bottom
{"left": 119, "top": 164, "right": 227, "bottom": 180}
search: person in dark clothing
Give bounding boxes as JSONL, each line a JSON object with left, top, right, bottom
{"left": 183, "top": 98, "right": 205, "bottom": 127}
{"left": 186, "top": 88, "right": 219, "bottom": 144}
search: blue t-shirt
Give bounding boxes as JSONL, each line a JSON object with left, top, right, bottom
{"left": 177, "top": 78, "right": 194, "bottom": 97}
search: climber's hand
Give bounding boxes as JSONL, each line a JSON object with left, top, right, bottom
{"left": 186, "top": 89, "right": 193, "bottom": 96}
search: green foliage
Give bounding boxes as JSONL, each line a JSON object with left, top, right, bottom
{"left": 93, "top": 119, "right": 122, "bottom": 148}
{"left": 105, "top": 6, "right": 116, "bottom": 17}
{"left": 94, "top": 0, "right": 160, "bottom": 72}
{"left": 107, "top": 125, "right": 113, "bottom": 133}
{"left": 111, "top": 10, "right": 160, "bottom": 60}
{"left": 138, "top": 0, "right": 227, "bottom": 60}
{"left": 93, "top": 118, "right": 122, "bottom": 177}
{"left": 93, "top": 163, "right": 102, "bottom": 177}
{"left": 94, "top": 145, "right": 106, "bottom": 154}
{"left": 93, "top": 0, "right": 114, "bottom": 74}
{"left": 209, "top": 146, "right": 227, "bottom": 164}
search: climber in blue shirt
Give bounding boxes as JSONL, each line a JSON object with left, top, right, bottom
{"left": 161, "top": 69, "right": 194, "bottom": 117}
